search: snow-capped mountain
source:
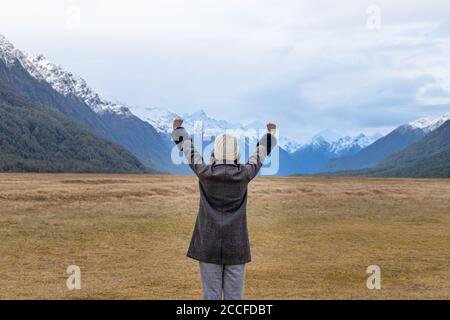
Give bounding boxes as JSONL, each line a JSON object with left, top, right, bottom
{"left": 132, "top": 106, "right": 179, "bottom": 134}
{"left": 0, "top": 34, "right": 45, "bottom": 80}
{"left": 132, "top": 105, "right": 383, "bottom": 156}
{"left": 1, "top": 34, "right": 131, "bottom": 117}
{"left": 132, "top": 106, "right": 303, "bottom": 152}
{"left": 1, "top": 32, "right": 387, "bottom": 175}
{"left": 182, "top": 109, "right": 244, "bottom": 133}
{"left": 1, "top": 34, "right": 22, "bottom": 66}
{"left": 408, "top": 113, "right": 450, "bottom": 133}
{"left": 320, "top": 112, "right": 450, "bottom": 173}
{"left": 278, "top": 136, "right": 302, "bottom": 153}
{"left": 135, "top": 107, "right": 249, "bottom": 134}
{"left": 0, "top": 39, "right": 146, "bottom": 173}
{"left": 301, "top": 131, "right": 381, "bottom": 155}
{"left": 279, "top": 128, "right": 379, "bottom": 155}
{"left": 329, "top": 133, "right": 383, "bottom": 154}
{"left": 0, "top": 33, "right": 178, "bottom": 173}
{"left": 2, "top": 32, "right": 303, "bottom": 173}
{"left": 2, "top": 30, "right": 376, "bottom": 160}
{"left": 289, "top": 131, "right": 382, "bottom": 174}
{"left": 26, "top": 54, "right": 132, "bottom": 116}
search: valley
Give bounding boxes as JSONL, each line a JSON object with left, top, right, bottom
{"left": 1, "top": 174, "right": 449, "bottom": 299}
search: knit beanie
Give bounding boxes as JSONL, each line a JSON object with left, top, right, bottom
{"left": 213, "top": 133, "right": 239, "bottom": 163}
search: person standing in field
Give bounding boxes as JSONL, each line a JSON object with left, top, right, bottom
{"left": 171, "top": 119, "right": 277, "bottom": 300}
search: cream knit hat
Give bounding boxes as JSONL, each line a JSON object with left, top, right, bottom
{"left": 214, "top": 133, "right": 240, "bottom": 163}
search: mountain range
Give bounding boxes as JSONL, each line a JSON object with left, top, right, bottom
{"left": 0, "top": 58, "right": 145, "bottom": 173}
{"left": 334, "top": 119, "right": 450, "bottom": 178}
{"left": 320, "top": 113, "right": 450, "bottom": 173}
{"left": 0, "top": 34, "right": 177, "bottom": 173}
{"left": 1, "top": 33, "right": 449, "bottom": 177}
{"left": 133, "top": 106, "right": 382, "bottom": 174}
{"left": 373, "top": 119, "right": 450, "bottom": 177}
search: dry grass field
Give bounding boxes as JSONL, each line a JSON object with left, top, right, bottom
{"left": 0, "top": 173, "right": 449, "bottom": 299}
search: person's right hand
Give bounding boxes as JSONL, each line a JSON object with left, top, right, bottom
{"left": 173, "top": 119, "right": 183, "bottom": 129}
{"left": 267, "top": 123, "right": 276, "bottom": 134}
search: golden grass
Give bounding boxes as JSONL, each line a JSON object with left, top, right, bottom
{"left": 0, "top": 173, "right": 449, "bottom": 299}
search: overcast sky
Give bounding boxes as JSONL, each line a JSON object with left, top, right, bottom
{"left": 2, "top": 0, "right": 450, "bottom": 141}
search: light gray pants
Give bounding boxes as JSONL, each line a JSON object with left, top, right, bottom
{"left": 199, "top": 262, "right": 245, "bottom": 300}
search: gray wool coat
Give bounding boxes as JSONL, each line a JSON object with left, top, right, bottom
{"left": 172, "top": 127, "right": 276, "bottom": 265}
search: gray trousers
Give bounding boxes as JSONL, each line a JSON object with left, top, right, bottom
{"left": 199, "top": 262, "right": 245, "bottom": 300}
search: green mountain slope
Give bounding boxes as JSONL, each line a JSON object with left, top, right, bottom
{"left": 0, "top": 82, "right": 147, "bottom": 173}
{"left": 335, "top": 120, "right": 450, "bottom": 178}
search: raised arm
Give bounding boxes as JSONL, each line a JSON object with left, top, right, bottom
{"left": 245, "top": 123, "right": 277, "bottom": 180}
{"left": 171, "top": 119, "right": 207, "bottom": 176}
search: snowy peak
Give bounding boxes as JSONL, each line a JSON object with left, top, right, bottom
{"left": 132, "top": 107, "right": 303, "bottom": 152}
{"left": 311, "top": 129, "right": 341, "bottom": 145}
{"left": 301, "top": 131, "right": 382, "bottom": 155}
{"left": 26, "top": 54, "right": 131, "bottom": 116}
{"left": 132, "top": 106, "right": 179, "bottom": 134}
{"left": 137, "top": 107, "right": 249, "bottom": 134}
{"left": 309, "top": 135, "right": 331, "bottom": 149}
{"left": 182, "top": 110, "right": 244, "bottom": 133}
{"left": 0, "top": 34, "right": 44, "bottom": 80}
{"left": 329, "top": 133, "right": 382, "bottom": 154}
{"left": 408, "top": 113, "right": 450, "bottom": 133}
{"left": 278, "top": 136, "right": 302, "bottom": 153}
{"left": 0, "top": 33, "right": 19, "bottom": 66}
{"left": 182, "top": 110, "right": 303, "bottom": 152}
{"left": 0, "top": 34, "right": 127, "bottom": 115}
{"left": 0, "top": 34, "right": 131, "bottom": 116}
{"left": 133, "top": 106, "right": 380, "bottom": 155}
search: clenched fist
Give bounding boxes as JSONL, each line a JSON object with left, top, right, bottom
{"left": 173, "top": 119, "right": 183, "bottom": 129}
{"left": 267, "top": 123, "right": 276, "bottom": 134}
